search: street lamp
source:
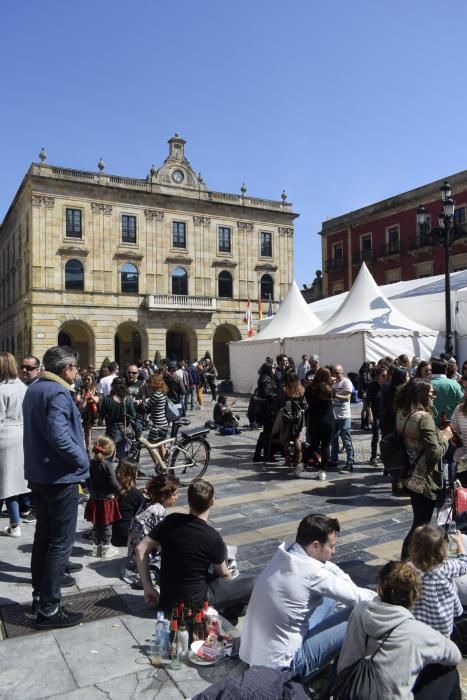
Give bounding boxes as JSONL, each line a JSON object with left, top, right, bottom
{"left": 416, "top": 181, "right": 466, "bottom": 357}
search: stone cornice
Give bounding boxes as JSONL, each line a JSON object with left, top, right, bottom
{"left": 165, "top": 255, "right": 193, "bottom": 265}
{"left": 254, "top": 262, "right": 278, "bottom": 272}
{"left": 32, "top": 195, "right": 55, "bottom": 208}
{"left": 113, "top": 250, "right": 144, "bottom": 261}
{"left": 57, "top": 246, "right": 90, "bottom": 257}
{"left": 211, "top": 259, "right": 237, "bottom": 268}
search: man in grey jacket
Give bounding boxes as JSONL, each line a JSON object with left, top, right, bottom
{"left": 23, "top": 346, "right": 89, "bottom": 630}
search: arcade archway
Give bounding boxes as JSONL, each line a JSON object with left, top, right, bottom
{"left": 58, "top": 321, "right": 94, "bottom": 369}
{"left": 114, "top": 322, "right": 146, "bottom": 366}
{"left": 166, "top": 326, "right": 196, "bottom": 363}
{"left": 213, "top": 324, "right": 241, "bottom": 379}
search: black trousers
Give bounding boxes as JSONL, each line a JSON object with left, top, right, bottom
{"left": 401, "top": 491, "right": 436, "bottom": 560}
{"left": 413, "top": 664, "right": 461, "bottom": 700}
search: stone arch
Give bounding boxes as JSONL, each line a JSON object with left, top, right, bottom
{"left": 213, "top": 323, "right": 242, "bottom": 379}
{"left": 58, "top": 319, "right": 95, "bottom": 369}
{"left": 166, "top": 323, "right": 197, "bottom": 363}
{"left": 114, "top": 321, "right": 148, "bottom": 366}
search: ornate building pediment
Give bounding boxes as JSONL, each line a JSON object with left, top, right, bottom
{"left": 212, "top": 259, "right": 237, "bottom": 268}
{"left": 165, "top": 255, "right": 193, "bottom": 265}
{"left": 113, "top": 250, "right": 144, "bottom": 261}
{"left": 57, "top": 246, "right": 89, "bottom": 257}
{"left": 152, "top": 134, "right": 207, "bottom": 191}
{"left": 255, "top": 263, "right": 278, "bottom": 272}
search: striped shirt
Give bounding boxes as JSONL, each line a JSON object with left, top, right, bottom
{"left": 147, "top": 391, "right": 168, "bottom": 436}
{"left": 412, "top": 555, "right": 467, "bottom": 635}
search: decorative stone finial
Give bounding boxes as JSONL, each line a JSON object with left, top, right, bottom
{"left": 97, "top": 158, "right": 105, "bottom": 172}
{"left": 198, "top": 172, "right": 203, "bottom": 184}
{"left": 39, "top": 147, "right": 47, "bottom": 163}
{"left": 240, "top": 183, "right": 247, "bottom": 196}
{"left": 150, "top": 164, "right": 157, "bottom": 178}
{"left": 174, "top": 132, "right": 179, "bottom": 138}
{"left": 281, "top": 190, "right": 287, "bottom": 202}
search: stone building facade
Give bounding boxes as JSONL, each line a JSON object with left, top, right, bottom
{"left": 0, "top": 135, "right": 296, "bottom": 377}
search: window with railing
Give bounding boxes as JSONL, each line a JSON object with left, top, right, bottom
{"left": 360, "top": 233, "right": 373, "bottom": 261}
{"left": 218, "top": 226, "right": 231, "bottom": 253}
{"left": 122, "top": 215, "right": 137, "bottom": 244}
{"left": 66, "top": 208, "right": 82, "bottom": 238}
{"left": 418, "top": 213, "right": 432, "bottom": 246}
{"left": 454, "top": 206, "right": 466, "bottom": 228}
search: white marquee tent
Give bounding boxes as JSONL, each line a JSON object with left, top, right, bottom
{"left": 228, "top": 280, "right": 321, "bottom": 392}
{"left": 283, "top": 263, "right": 442, "bottom": 369}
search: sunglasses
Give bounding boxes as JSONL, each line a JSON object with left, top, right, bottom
{"left": 21, "top": 365, "right": 39, "bottom": 371}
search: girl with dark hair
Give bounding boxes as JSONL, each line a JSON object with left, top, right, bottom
{"left": 337, "top": 561, "right": 461, "bottom": 699}
{"left": 415, "top": 360, "right": 432, "bottom": 380}
{"left": 279, "top": 372, "right": 307, "bottom": 476}
{"left": 396, "top": 380, "right": 452, "bottom": 559}
{"left": 253, "top": 361, "right": 278, "bottom": 462}
{"left": 305, "top": 367, "right": 334, "bottom": 472}
{"left": 112, "top": 460, "right": 145, "bottom": 547}
{"left": 84, "top": 436, "right": 121, "bottom": 558}
{"left": 99, "top": 378, "right": 136, "bottom": 461}
{"left": 76, "top": 372, "right": 99, "bottom": 451}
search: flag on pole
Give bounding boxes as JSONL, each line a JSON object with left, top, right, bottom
{"left": 243, "top": 299, "right": 254, "bottom": 336}
{"left": 258, "top": 298, "right": 263, "bottom": 320}
{"left": 268, "top": 294, "right": 273, "bottom": 317}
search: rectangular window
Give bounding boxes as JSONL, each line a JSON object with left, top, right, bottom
{"left": 218, "top": 226, "right": 231, "bottom": 253}
{"left": 360, "top": 233, "right": 372, "bottom": 261}
{"left": 172, "top": 221, "right": 186, "bottom": 248}
{"left": 454, "top": 206, "right": 466, "bottom": 227}
{"left": 122, "top": 215, "right": 137, "bottom": 244}
{"left": 387, "top": 226, "right": 400, "bottom": 254}
{"left": 418, "top": 213, "right": 432, "bottom": 246}
{"left": 260, "top": 231, "right": 272, "bottom": 257}
{"left": 66, "top": 208, "right": 82, "bottom": 238}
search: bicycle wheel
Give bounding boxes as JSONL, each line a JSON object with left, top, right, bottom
{"left": 169, "top": 437, "right": 210, "bottom": 486}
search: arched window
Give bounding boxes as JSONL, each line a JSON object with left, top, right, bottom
{"left": 260, "top": 274, "right": 274, "bottom": 300}
{"left": 65, "top": 259, "right": 84, "bottom": 291}
{"left": 121, "top": 262, "right": 139, "bottom": 294}
{"left": 218, "top": 270, "right": 233, "bottom": 298}
{"left": 172, "top": 266, "right": 188, "bottom": 295}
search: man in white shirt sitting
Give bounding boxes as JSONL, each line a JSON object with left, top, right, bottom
{"left": 239, "top": 513, "right": 376, "bottom": 680}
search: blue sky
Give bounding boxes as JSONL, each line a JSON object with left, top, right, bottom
{"left": 2, "top": 0, "right": 467, "bottom": 291}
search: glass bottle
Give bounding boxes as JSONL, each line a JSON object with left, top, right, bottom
{"left": 169, "top": 619, "right": 182, "bottom": 669}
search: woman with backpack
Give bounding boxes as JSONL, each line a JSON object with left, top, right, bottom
{"left": 336, "top": 561, "right": 461, "bottom": 699}
{"left": 252, "top": 361, "right": 278, "bottom": 463}
{"left": 396, "top": 380, "right": 452, "bottom": 560}
{"left": 278, "top": 372, "right": 307, "bottom": 477}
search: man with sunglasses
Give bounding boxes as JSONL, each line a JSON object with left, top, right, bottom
{"left": 21, "top": 356, "right": 41, "bottom": 385}
{"left": 23, "top": 345, "right": 89, "bottom": 630}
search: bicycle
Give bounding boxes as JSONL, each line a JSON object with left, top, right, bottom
{"left": 127, "top": 418, "right": 212, "bottom": 486}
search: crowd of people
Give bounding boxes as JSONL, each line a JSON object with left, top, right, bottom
{"left": 2, "top": 343, "right": 467, "bottom": 697}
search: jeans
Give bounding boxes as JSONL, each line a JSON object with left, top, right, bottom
{"left": 401, "top": 491, "right": 436, "bottom": 560}
{"left": 330, "top": 418, "right": 354, "bottom": 465}
{"left": 5, "top": 496, "right": 20, "bottom": 526}
{"left": 189, "top": 386, "right": 196, "bottom": 410}
{"left": 207, "top": 574, "right": 256, "bottom": 620}
{"left": 371, "top": 418, "right": 380, "bottom": 460}
{"left": 292, "top": 597, "right": 351, "bottom": 680}
{"left": 29, "top": 481, "right": 79, "bottom": 616}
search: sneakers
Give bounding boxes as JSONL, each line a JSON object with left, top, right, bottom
{"left": 294, "top": 463, "right": 304, "bottom": 478}
{"left": 2, "top": 525, "right": 21, "bottom": 537}
{"left": 369, "top": 457, "right": 379, "bottom": 467}
{"left": 22, "top": 511, "right": 37, "bottom": 524}
{"left": 36, "top": 606, "right": 83, "bottom": 630}
{"left": 228, "top": 559, "right": 240, "bottom": 579}
{"left": 339, "top": 464, "right": 354, "bottom": 474}
{"left": 101, "top": 544, "right": 119, "bottom": 559}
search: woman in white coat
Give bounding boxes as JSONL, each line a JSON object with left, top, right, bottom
{"left": 0, "top": 353, "right": 28, "bottom": 537}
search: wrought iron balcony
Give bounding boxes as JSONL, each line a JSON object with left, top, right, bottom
{"left": 147, "top": 294, "right": 217, "bottom": 312}
{"left": 352, "top": 250, "right": 375, "bottom": 265}
{"left": 325, "top": 258, "right": 346, "bottom": 273}
{"left": 407, "top": 236, "right": 433, "bottom": 252}
{"left": 379, "top": 242, "right": 402, "bottom": 257}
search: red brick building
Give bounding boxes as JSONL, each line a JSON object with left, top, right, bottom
{"left": 320, "top": 170, "right": 467, "bottom": 296}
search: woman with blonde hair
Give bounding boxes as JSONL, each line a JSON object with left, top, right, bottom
{"left": 0, "top": 353, "right": 29, "bottom": 537}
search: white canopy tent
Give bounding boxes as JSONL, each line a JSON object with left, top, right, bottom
{"left": 228, "top": 280, "right": 321, "bottom": 392}
{"left": 285, "top": 263, "right": 442, "bottom": 368}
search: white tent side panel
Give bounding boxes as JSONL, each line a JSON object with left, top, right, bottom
{"left": 364, "top": 333, "right": 442, "bottom": 364}
{"left": 229, "top": 339, "right": 282, "bottom": 393}
{"left": 284, "top": 335, "right": 364, "bottom": 370}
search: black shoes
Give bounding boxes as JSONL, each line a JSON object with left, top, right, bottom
{"left": 339, "top": 464, "right": 354, "bottom": 474}
{"left": 64, "top": 562, "right": 83, "bottom": 574}
{"left": 61, "top": 574, "right": 76, "bottom": 587}
{"left": 36, "top": 606, "right": 83, "bottom": 630}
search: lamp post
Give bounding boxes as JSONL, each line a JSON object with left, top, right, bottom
{"left": 416, "top": 181, "right": 465, "bottom": 358}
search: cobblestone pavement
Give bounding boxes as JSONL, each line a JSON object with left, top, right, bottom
{"left": 0, "top": 394, "right": 465, "bottom": 698}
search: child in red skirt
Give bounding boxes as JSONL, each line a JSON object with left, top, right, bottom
{"left": 84, "top": 436, "right": 122, "bottom": 558}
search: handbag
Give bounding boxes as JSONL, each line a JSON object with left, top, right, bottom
{"left": 165, "top": 396, "right": 180, "bottom": 423}
{"left": 455, "top": 486, "right": 467, "bottom": 515}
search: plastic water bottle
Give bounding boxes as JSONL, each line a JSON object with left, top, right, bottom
{"left": 151, "top": 610, "right": 165, "bottom": 667}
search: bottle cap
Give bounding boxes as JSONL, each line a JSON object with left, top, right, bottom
{"left": 156, "top": 610, "right": 164, "bottom": 621}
